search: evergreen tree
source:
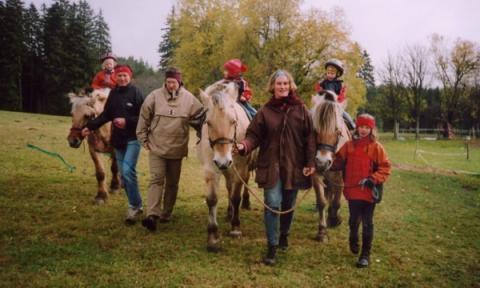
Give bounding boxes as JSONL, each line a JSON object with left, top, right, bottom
{"left": 22, "top": 3, "right": 45, "bottom": 112}
{"left": 358, "top": 50, "right": 375, "bottom": 88}
{"left": 0, "top": 0, "right": 25, "bottom": 111}
{"left": 92, "top": 9, "right": 111, "bottom": 58}
{"left": 42, "top": 0, "right": 70, "bottom": 114}
{"left": 158, "top": 6, "right": 177, "bottom": 72}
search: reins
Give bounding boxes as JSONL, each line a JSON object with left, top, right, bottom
{"left": 232, "top": 165, "right": 313, "bottom": 215}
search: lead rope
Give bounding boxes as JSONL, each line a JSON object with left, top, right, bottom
{"left": 232, "top": 165, "right": 314, "bottom": 215}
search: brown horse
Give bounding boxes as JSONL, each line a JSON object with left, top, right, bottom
{"left": 67, "top": 88, "right": 120, "bottom": 204}
{"left": 197, "top": 81, "right": 255, "bottom": 252}
{"left": 311, "top": 90, "right": 350, "bottom": 242}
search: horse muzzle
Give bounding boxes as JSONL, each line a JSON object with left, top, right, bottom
{"left": 315, "top": 158, "right": 332, "bottom": 173}
{"left": 68, "top": 136, "right": 83, "bottom": 148}
{"left": 213, "top": 159, "right": 232, "bottom": 170}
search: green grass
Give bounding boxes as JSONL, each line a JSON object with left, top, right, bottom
{"left": 0, "top": 110, "right": 479, "bottom": 287}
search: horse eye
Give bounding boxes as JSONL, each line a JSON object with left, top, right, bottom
{"left": 230, "top": 119, "right": 237, "bottom": 125}
{"left": 206, "top": 120, "right": 212, "bottom": 127}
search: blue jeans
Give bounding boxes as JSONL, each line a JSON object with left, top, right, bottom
{"left": 264, "top": 180, "right": 298, "bottom": 246}
{"left": 115, "top": 140, "right": 142, "bottom": 209}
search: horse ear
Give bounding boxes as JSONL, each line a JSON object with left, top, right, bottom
{"left": 311, "top": 94, "right": 322, "bottom": 107}
{"left": 67, "top": 92, "right": 78, "bottom": 103}
{"left": 199, "top": 89, "right": 210, "bottom": 104}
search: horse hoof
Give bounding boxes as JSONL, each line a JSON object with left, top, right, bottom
{"left": 327, "top": 218, "right": 342, "bottom": 228}
{"left": 229, "top": 230, "right": 242, "bottom": 238}
{"left": 315, "top": 234, "right": 328, "bottom": 243}
{"left": 241, "top": 204, "right": 251, "bottom": 210}
{"left": 207, "top": 245, "right": 220, "bottom": 253}
{"left": 109, "top": 188, "right": 120, "bottom": 195}
{"left": 94, "top": 198, "right": 105, "bottom": 205}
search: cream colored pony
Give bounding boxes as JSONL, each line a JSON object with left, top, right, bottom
{"left": 197, "top": 81, "right": 255, "bottom": 252}
{"left": 311, "top": 90, "right": 350, "bottom": 242}
{"left": 67, "top": 88, "right": 120, "bottom": 204}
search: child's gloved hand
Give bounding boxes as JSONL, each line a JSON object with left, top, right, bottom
{"left": 359, "top": 178, "right": 375, "bottom": 190}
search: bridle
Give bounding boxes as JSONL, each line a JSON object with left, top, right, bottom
{"left": 69, "top": 127, "right": 85, "bottom": 140}
{"left": 316, "top": 128, "right": 342, "bottom": 154}
{"left": 208, "top": 120, "right": 238, "bottom": 149}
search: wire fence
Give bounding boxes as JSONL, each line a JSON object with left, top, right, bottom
{"left": 396, "top": 128, "right": 477, "bottom": 140}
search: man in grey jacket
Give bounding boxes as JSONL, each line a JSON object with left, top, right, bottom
{"left": 137, "top": 67, "right": 206, "bottom": 231}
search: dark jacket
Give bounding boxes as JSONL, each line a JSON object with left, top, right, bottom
{"left": 240, "top": 95, "right": 316, "bottom": 190}
{"left": 87, "top": 84, "right": 144, "bottom": 149}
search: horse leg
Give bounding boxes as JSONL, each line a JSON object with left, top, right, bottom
{"left": 90, "top": 150, "right": 108, "bottom": 205}
{"left": 229, "top": 179, "right": 243, "bottom": 238}
{"left": 206, "top": 171, "right": 220, "bottom": 252}
{"left": 313, "top": 175, "right": 328, "bottom": 243}
{"left": 241, "top": 173, "right": 251, "bottom": 210}
{"left": 225, "top": 176, "right": 233, "bottom": 221}
{"left": 327, "top": 171, "right": 343, "bottom": 228}
{"left": 109, "top": 151, "right": 121, "bottom": 194}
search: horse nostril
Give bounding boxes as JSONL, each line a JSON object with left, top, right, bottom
{"left": 226, "top": 160, "right": 232, "bottom": 167}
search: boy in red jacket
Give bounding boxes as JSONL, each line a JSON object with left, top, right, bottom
{"left": 223, "top": 59, "right": 256, "bottom": 120}
{"left": 333, "top": 113, "right": 391, "bottom": 268}
{"left": 91, "top": 52, "right": 117, "bottom": 90}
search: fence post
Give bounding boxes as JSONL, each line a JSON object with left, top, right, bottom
{"left": 414, "top": 140, "right": 418, "bottom": 160}
{"left": 465, "top": 138, "right": 470, "bottom": 160}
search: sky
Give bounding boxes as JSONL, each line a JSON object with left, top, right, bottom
{"left": 28, "top": 0, "right": 480, "bottom": 71}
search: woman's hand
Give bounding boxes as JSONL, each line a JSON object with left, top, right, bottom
{"left": 81, "top": 127, "right": 90, "bottom": 137}
{"left": 113, "top": 117, "right": 126, "bottom": 129}
{"left": 233, "top": 143, "right": 245, "bottom": 155}
{"left": 303, "top": 166, "right": 316, "bottom": 176}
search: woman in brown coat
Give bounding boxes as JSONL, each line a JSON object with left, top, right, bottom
{"left": 236, "top": 70, "right": 316, "bottom": 265}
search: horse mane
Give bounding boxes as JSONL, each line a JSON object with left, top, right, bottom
{"left": 204, "top": 81, "right": 237, "bottom": 112}
{"left": 312, "top": 96, "right": 341, "bottom": 139}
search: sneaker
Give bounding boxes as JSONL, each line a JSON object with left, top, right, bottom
{"left": 263, "top": 245, "right": 277, "bottom": 266}
{"left": 142, "top": 215, "right": 159, "bottom": 231}
{"left": 278, "top": 234, "right": 288, "bottom": 250}
{"left": 356, "top": 256, "right": 369, "bottom": 268}
{"left": 124, "top": 207, "right": 143, "bottom": 226}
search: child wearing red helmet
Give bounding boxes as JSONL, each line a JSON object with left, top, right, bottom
{"left": 223, "top": 59, "right": 256, "bottom": 120}
{"left": 332, "top": 113, "right": 391, "bottom": 268}
{"left": 315, "top": 58, "right": 355, "bottom": 130}
{"left": 91, "top": 52, "right": 117, "bottom": 90}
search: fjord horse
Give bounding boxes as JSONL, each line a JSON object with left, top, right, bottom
{"left": 197, "top": 81, "right": 255, "bottom": 252}
{"left": 67, "top": 88, "right": 120, "bottom": 204}
{"left": 311, "top": 90, "right": 350, "bottom": 242}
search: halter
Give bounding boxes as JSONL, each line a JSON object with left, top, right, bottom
{"left": 316, "top": 128, "right": 342, "bottom": 154}
{"left": 208, "top": 121, "right": 238, "bottom": 149}
{"left": 69, "top": 127, "right": 85, "bottom": 139}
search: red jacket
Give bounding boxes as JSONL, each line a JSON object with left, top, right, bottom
{"left": 91, "top": 70, "right": 116, "bottom": 89}
{"left": 335, "top": 136, "right": 391, "bottom": 202}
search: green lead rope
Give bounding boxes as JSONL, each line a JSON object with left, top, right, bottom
{"left": 26, "top": 143, "right": 76, "bottom": 172}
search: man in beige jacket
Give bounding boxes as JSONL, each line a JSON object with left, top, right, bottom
{"left": 137, "top": 67, "right": 205, "bottom": 231}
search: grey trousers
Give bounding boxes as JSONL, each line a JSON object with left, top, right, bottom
{"left": 146, "top": 153, "right": 183, "bottom": 219}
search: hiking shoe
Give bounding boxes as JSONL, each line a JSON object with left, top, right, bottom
{"left": 263, "top": 245, "right": 277, "bottom": 266}
{"left": 356, "top": 256, "right": 369, "bottom": 268}
{"left": 278, "top": 234, "right": 288, "bottom": 250}
{"left": 124, "top": 207, "right": 143, "bottom": 226}
{"left": 142, "top": 215, "right": 159, "bottom": 232}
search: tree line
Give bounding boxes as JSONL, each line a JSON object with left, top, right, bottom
{"left": 1, "top": 0, "right": 478, "bottom": 136}
{"left": 361, "top": 37, "right": 480, "bottom": 138}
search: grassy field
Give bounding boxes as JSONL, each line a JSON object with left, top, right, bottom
{"left": 0, "top": 110, "right": 479, "bottom": 287}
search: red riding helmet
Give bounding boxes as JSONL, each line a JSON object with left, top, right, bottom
{"left": 224, "top": 59, "right": 247, "bottom": 78}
